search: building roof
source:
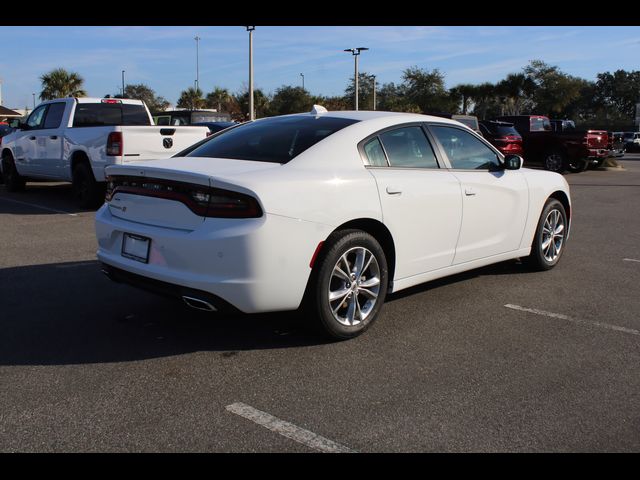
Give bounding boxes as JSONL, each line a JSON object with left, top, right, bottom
{"left": 0, "top": 105, "right": 22, "bottom": 117}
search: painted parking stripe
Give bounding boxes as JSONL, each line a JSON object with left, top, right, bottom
{"left": 623, "top": 258, "right": 640, "bottom": 263}
{"left": 0, "top": 197, "right": 78, "bottom": 216}
{"left": 504, "top": 304, "right": 640, "bottom": 337}
{"left": 226, "top": 402, "right": 356, "bottom": 453}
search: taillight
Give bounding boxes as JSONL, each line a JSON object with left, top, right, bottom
{"left": 106, "top": 132, "right": 123, "bottom": 156}
{"left": 105, "top": 175, "right": 262, "bottom": 218}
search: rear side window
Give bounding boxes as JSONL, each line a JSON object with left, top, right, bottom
{"left": 185, "top": 115, "right": 359, "bottom": 163}
{"left": 73, "top": 103, "right": 150, "bottom": 127}
{"left": 363, "top": 137, "right": 387, "bottom": 166}
{"left": 43, "top": 102, "right": 66, "bottom": 129}
{"left": 378, "top": 126, "right": 438, "bottom": 168}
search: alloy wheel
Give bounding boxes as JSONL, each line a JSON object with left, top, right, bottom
{"left": 541, "top": 209, "right": 565, "bottom": 262}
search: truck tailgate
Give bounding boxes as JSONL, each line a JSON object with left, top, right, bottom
{"left": 121, "top": 126, "right": 208, "bottom": 161}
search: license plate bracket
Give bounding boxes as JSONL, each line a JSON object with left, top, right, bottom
{"left": 121, "top": 233, "right": 150, "bottom": 263}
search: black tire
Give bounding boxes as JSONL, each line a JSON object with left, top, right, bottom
{"left": 566, "top": 158, "right": 589, "bottom": 173}
{"left": 543, "top": 150, "right": 567, "bottom": 173}
{"left": 72, "top": 162, "right": 104, "bottom": 209}
{"left": 523, "top": 198, "right": 568, "bottom": 271}
{"left": 304, "top": 229, "right": 389, "bottom": 340}
{"left": 2, "top": 153, "right": 26, "bottom": 192}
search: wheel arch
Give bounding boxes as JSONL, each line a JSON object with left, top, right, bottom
{"left": 549, "top": 190, "right": 571, "bottom": 225}
{"left": 69, "top": 149, "right": 91, "bottom": 172}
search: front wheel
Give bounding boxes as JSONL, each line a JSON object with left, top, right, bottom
{"left": 523, "top": 198, "right": 568, "bottom": 271}
{"left": 306, "top": 230, "right": 389, "bottom": 340}
{"left": 543, "top": 151, "right": 567, "bottom": 173}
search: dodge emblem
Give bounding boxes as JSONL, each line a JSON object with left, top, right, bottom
{"left": 163, "top": 137, "right": 173, "bottom": 149}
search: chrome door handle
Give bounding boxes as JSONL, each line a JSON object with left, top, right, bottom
{"left": 386, "top": 186, "right": 402, "bottom": 195}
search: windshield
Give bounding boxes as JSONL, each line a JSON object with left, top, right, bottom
{"left": 184, "top": 115, "right": 359, "bottom": 163}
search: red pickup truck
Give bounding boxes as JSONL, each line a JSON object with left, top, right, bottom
{"left": 495, "top": 115, "right": 609, "bottom": 173}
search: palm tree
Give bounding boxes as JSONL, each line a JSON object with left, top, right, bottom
{"left": 496, "top": 73, "right": 536, "bottom": 115}
{"left": 39, "top": 68, "right": 87, "bottom": 100}
{"left": 176, "top": 87, "right": 205, "bottom": 110}
{"left": 450, "top": 83, "right": 477, "bottom": 114}
{"left": 206, "top": 87, "right": 231, "bottom": 112}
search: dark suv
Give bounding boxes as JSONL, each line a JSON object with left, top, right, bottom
{"left": 478, "top": 121, "right": 523, "bottom": 156}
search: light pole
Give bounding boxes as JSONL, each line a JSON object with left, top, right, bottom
{"left": 344, "top": 48, "right": 368, "bottom": 110}
{"left": 372, "top": 75, "right": 376, "bottom": 111}
{"left": 246, "top": 26, "right": 255, "bottom": 121}
{"left": 300, "top": 73, "right": 305, "bottom": 91}
{"left": 32, "top": 93, "right": 36, "bottom": 109}
{"left": 194, "top": 35, "right": 201, "bottom": 91}
{"left": 121, "top": 70, "right": 125, "bottom": 97}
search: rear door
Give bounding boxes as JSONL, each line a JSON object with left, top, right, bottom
{"left": 363, "top": 124, "right": 463, "bottom": 280}
{"left": 39, "top": 102, "right": 66, "bottom": 178}
{"left": 428, "top": 124, "right": 529, "bottom": 265}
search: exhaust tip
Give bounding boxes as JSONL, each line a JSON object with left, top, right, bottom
{"left": 182, "top": 295, "right": 217, "bottom": 312}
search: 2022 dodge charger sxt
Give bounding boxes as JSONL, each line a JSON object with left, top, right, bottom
{"left": 96, "top": 107, "right": 571, "bottom": 339}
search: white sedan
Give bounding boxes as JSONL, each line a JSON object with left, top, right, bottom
{"left": 95, "top": 107, "right": 571, "bottom": 339}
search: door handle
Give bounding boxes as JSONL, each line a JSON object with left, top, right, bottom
{"left": 386, "top": 186, "right": 402, "bottom": 195}
{"left": 29, "top": 136, "right": 36, "bottom": 140}
{"left": 49, "top": 135, "right": 58, "bottom": 140}
{"left": 465, "top": 188, "right": 476, "bottom": 196}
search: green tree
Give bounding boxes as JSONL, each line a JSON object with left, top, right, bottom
{"left": 401, "top": 66, "right": 457, "bottom": 114}
{"left": 449, "top": 83, "right": 478, "bottom": 115}
{"left": 523, "top": 60, "right": 585, "bottom": 117}
{"left": 39, "top": 68, "right": 87, "bottom": 100}
{"left": 235, "top": 88, "right": 270, "bottom": 119}
{"left": 468, "top": 82, "right": 501, "bottom": 120}
{"left": 268, "top": 86, "right": 314, "bottom": 116}
{"left": 205, "top": 87, "right": 232, "bottom": 112}
{"left": 594, "top": 70, "right": 640, "bottom": 120}
{"left": 495, "top": 73, "right": 536, "bottom": 115}
{"left": 117, "top": 83, "right": 170, "bottom": 112}
{"left": 176, "top": 87, "right": 205, "bottom": 110}
{"left": 344, "top": 72, "right": 377, "bottom": 110}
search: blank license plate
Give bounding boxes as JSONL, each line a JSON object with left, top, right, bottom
{"left": 122, "top": 233, "right": 150, "bottom": 263}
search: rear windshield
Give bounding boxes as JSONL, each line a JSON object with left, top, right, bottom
{"left": 481, "top": 123, "right": 520, "bottom": 137}
{"left": 184, "top": 115, "right": 359, "bottom": 163}
{"left": 72, "top": 103, "right": 150, "bottom": 127}
{"left": 530, "top": 117, "right": 551, "bottom": 132}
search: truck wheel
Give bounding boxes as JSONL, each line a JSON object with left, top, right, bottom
{"left": 72, "top": 162, "right": 104, "bottom": 209}
{"left": 2, "top": 153, "right": 26, "bottom": 192}
{"left": 543, "top": 151, "right": 567, "bottom": 173}
{"left": 523, "top": 198, "right": 567, "bottom": 271}
{"left": 567, "top": 158, "right": 589, "bottom": 173}
{"left": 305, "top": 229, "right": 389, "bottom": 340}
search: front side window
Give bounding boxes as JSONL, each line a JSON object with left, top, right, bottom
{"left": 27, "top": 105, "right": 47, "bottom": 129}
{"left": 185, "top": 115, "right": 359, "bottom": 164}
{"left": 43, "top": 102, "right": 66, "bottom": 129}
{"left": 378, "top": 126, "right": 438, "bottom": 168}
{"left": 430, "top": 125, "right": 500, "bottom": 170}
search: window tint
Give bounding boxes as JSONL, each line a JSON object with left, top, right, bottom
{"left": 481, "top": 122, "right": 520, "bottom": 137}
{"left": 378, "top": 126, "right": 438, "bottom": 168}
{"left": 363, "top": 137, "right": 387, "bottom": 166}
{"left": 185, "top": 115, "right": 359, "bottom": 163}
{"left": 27, "top": 105, "right": 47, "bottom": 129}
{"left": 43, "top": 103, "right": 66, "bottom": 129}
{"left": 73, "top": 103, "right": 150, "bottom": 127}
{"left": 431, "top": 125, "right": 500, "bottom": 170}
{"left": 530, "top": 117, "right": 551, "bottom": 132}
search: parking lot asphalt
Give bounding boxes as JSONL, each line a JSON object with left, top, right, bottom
{"left": 1, "top": 157, "right": 639, "bottom": 452}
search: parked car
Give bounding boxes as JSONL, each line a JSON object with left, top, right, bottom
{"left": 451, "top": 115, "right": 482, "bottom": 136}
{"left": 622, "top": 132, "right": 640, "bottom": 152}
{"left": 191, "top": 121, "right": 237, "bottom": 136}
{"left": 0, "top": 124, "right": 14, "bottom": 139}
{"left": 153, "top": 110, "right": 232, "bottom": 126}
{"left": 608, "top": 132, "right": 625, "bottom": 158}
{"left": 478, "top": 120, "right": 523, "bottom": 156}
{"left": 0, "top": 98, "right": 208, "bottom": 207}
{"left": 96, "top": 108, "right": 571, "bottom": 339}
{"left": 496, "top": 115, "right": 609, "bottom": 172}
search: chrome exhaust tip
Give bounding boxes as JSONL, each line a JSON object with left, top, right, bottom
{"left": 182, "top": 295, "right": 217, "bottom": 312}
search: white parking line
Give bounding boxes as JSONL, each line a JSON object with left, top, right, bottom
{"left": 623, "top": 258, "right": 640, "bottom": 263}
{"left": 504, "top": 304, "right": 640, "bottom": 337}
{"left": 0, "top": 197, "right": 78, "bottom": 216}
{"left": 225, "top": 402, "right": 356, "bottom": 453}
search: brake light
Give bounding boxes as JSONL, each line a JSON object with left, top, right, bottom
{"left": 105, "top": 176, "right": 262, "bottom": 218}
{"left": 106, "top": 132, "right": 123, "bottom": 156}
{"left": 102, "top": 99, "right": 122, "bottom": 104}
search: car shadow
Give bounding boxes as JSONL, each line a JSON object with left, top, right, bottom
{"left": 0, "top": 182, "right": 97, "bottom": 215}
{"left": 0, "top": 260, "right": 332, "bottom": 366}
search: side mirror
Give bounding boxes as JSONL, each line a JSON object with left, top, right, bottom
{"left": 503, "top": 154, "right": 523, "bottom": 170}
{"left": 18, "top": 122, "right": 29, "bottom": 131}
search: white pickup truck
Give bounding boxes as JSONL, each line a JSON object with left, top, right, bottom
{"left": 0, "top": 97, "right": 208, "bottom": 207}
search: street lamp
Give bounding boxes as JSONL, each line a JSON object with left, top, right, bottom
{"left": 121, "top": 70, "right": 125, "bottom": 97}
{"left": 194, "top": 35, "right": 201, "bottom": 91}
{"left": 344, "top": 47, "right": 369, "bottom": 110}
{"left": 300, "top": 73, "right": 305, "bottom": 91}
{"left": 372, "top": 75, "right": 376, "bottom": 111}
{"left": 32, "top": 93, "right": 36, "bottom": 109}
{"left": 246, "top": 26, "right": 255, "bottom": 121}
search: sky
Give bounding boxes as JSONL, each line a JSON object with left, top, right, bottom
{"left": 1, "top": 26, "right": 639, "bottom": 110}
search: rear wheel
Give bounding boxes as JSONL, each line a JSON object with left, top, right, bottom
{"left": 72, "top": 162, "right": 104, "bottom": 209}
{"left": 543, "top": 151, "right": 567, "bottom": 173}
{"left": 305, "top": 230, "right": 388, "bottom": 340}
{"left": 523, "top": 198, "right": 567, "bottom": 271}
{"left": 2, "top": 153, "right": 26, "bottom": 192}
{"left": 567, "top": 158, "right": 589, "bottom": 173}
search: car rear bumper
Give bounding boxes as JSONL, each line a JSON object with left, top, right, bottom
{"left": 95, "top": 204, "right": 332, "bottom": 313}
